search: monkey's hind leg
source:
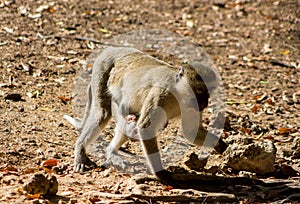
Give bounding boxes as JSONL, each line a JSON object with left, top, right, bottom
{"left": 74, "top": 107, "right": 111, "bottom": 172}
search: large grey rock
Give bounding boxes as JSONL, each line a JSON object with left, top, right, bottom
{"left": 223, "top": 138, "right": 276, "bottom": 174}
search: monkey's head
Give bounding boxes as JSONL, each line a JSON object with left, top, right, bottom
{"left": 174, "top": 62, "right": 218, "bottom": 111}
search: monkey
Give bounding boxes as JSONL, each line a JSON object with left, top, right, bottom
{"left": 64, "top": 46, "right": 227, "bottom": 184}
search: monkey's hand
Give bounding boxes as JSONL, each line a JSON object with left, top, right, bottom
{"left": 101, "top": 153, "right": 129, "bottom": 170}
{"left": 74, "top": 147, "right": 97, "bottom": 172}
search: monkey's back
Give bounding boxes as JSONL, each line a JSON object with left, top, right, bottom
{"left": 107, "top": 48, "right": 179, "bottom": 115}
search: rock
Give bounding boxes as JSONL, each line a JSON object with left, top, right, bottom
{"left": 23, "top": 173, "right": 58, "bottom": 195}
{"left": 4, "top": 93, "right": 23, "bottom": 102}
{"left": 184, "top": 153, "right": 208, "bottom": 171}
{"left": 238, "top": 171, "right": 256, "bottom": 178}
{"left": 223, "top": 138, "right": 276, "bottom": 174}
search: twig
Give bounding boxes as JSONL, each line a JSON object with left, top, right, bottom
{"left": 270, "top": 59, "right": 296, "bottom": 68}
{"left": 95, "top": 191, "right": 236, "bottom": 203}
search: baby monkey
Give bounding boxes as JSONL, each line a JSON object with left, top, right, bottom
{"left": 64, "top": 47, "right": 227, "bottom": 184}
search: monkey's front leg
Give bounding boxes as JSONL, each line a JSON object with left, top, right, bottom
{"left": 137, "top": 105, "right": 174, "bottom": 185}
{"left": 139, "top": 135, "right": 174, "bottom": 185}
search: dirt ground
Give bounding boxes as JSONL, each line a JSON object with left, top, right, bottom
{"left": 0, "top": 0, "right": 299, "bottom": 203}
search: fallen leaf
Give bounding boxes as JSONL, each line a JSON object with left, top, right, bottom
{"left": 0, "top": 166, "right": 18, "bottom": 172}
{"left": 280, "top": 50, "right": 290, "bottom": 55}
{"left": 98, "top": 28, "right": 110, "bottom": 33}
{"left": 43, "top": 168, "right": 55, "bottom": 173}
{"left": 48, "top": 6, "right": 54, "bottom": 13}
{"left": 261, "top": 43, "right": 272, "bottom": 54}
{"left": 254, "top": 94, "right": 267, "bottom": 102}
{"left": 58, "top": 96, "right": 72, "bottom": 104}
{"left": 186, "top": 20, "right": 194, "bottom": 28}
{"left": 259, "top": 80, "right": 268, "bottom": 84}
{"left": 241, "top": 128, "right": 251, "bottom": 134}
{"left": 89, "top": 197, "right": 102, "bottom": 203}
{"left": 266, "top": 98, "right": 275, "bottom": 106}
{"left": 27, "top": 90, "right": 40, "bottom": 98}
{"left": 251, "top": 104, "right": 262, "bottom": 113}
{"left": 278, "top": 127, "right": 291, "bottom": 135}
{"left": 17, "top": 187, "right": 25, "bottom": 194}
{"left": 253, "top": 95, "right": 262, "bottom": 100}
{"left": 41, "top": 159, "right": 59, "bottom": 167}
{"left": 164, "top": 185, "right": 174, "bottom": 191}
{"left": 2, "top": 26, "right": 14, "bottom": 34}
{"left": 40, "top": 107, "right": 52, "bottom": 111}
{"left": 263, "top": 135, "right": 275, "bottom": 141}
{"left": 183, "top": 30, "right": 190, "bottom": 36}
{"left": 25, "top": 193, "right": 41, "bottom": 199}
{"left": 28, "top": 13, "right": 42, "bottom": 19}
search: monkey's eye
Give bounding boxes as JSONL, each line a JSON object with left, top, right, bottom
{"left": 195, "top": 88, "right": 203, "bottom": 95}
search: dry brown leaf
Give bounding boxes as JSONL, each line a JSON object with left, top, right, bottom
{"left": 48, "top": 6, "right": 54, "bottom": 13}
{"left": 89, "top": 197, "right": 102, "bottom": 203}
{"left": 266, "top": 99, "right": 275, "bottom": 106}
{"left": 280, "top": 50, "right": 290, "bottom": 55}
{"left": 25, "top": 194, "right": 41, "bottom": 199}
{"left": 241, "top": 128, "right": 251, "bottom": 135}
{"left": 164, "top": 185, "right": 174, "bottom": 191}
{"left": 278, "top": 127, "right": 292, "bottom": 135}
{"left": 0, "top": 166, "right": 18, "bottom": 172}
{"left": 263, "top": 135, "right": 274, "bottom": 141}
{"left": 58, "top": 96, "right": 72, "bottom": 104}
{"left": 41, "top": 159, "right": 59, "bottom": 167}
{"left": 251, "top": 104, "right": 262, "bottom": 113}
{"left": 43, "top": 167, "right": 55, "bottom": 173}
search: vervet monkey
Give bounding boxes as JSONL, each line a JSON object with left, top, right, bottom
{"left": 64, "top": 46, "right": 227, "bottom": 184}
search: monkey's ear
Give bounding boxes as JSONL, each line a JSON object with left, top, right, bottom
{"left": 175, "top": 66, "right": 184, "bottom": 82}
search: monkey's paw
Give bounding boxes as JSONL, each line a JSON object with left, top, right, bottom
{"left": 74, "top": 153, "right": 97, "bottom": 173}
{"left": 101, "top": 154, "right": 129, "bottom": 170}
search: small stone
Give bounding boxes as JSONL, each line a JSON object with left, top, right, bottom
{"left": 19, "top": 107, "right": 25, "bottom": 112}
{"left": 23, "top": 173, "right": 58, "bottom": 195}
{"left": 238, "top": 171, "right": 256, "bottom": 178}
{"left": 4, "top": 93, "right": 23, "bottom": 102}
{"left": 223, "top": 139, "right": 276, "bottom": 174}
{"left": 69, "top": 198, "right": 77, "bottom": 204}
{"left": 184, "top": 153, "right": 208, "bottom": 171}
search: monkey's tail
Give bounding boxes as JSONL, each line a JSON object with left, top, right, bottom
{"left": 63, "top": 83, "right": 92, "bottom": 131}
{"left": 63, "top": 114, "right": 82, "bottom": 129}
